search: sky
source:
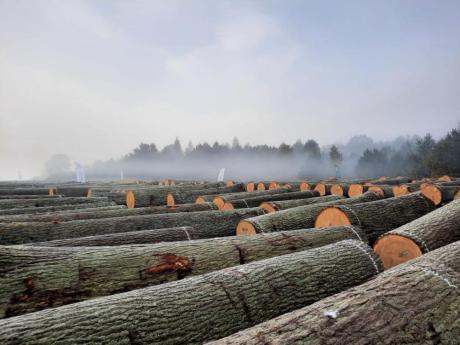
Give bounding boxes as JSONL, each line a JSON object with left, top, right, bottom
{"left": 0, "top": 0, "right": 459, "bottom": 179}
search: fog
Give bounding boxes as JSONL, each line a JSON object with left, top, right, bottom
{"left": 1, "top": 1, "right": 460, "bottom": 180}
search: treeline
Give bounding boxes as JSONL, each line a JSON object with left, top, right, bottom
{"left": 45, "top": 125, "right": 460, "bottom": 180}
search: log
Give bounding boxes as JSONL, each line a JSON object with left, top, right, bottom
{"left": 0, "top": 188, "right": 51, "bottom": 196}
{"left": 347, "top": 183, "right": 370, "bottom": 197}
{"left": 374, "top": 198, "right": 460, "bottom": 269}
{"left": 53, "top": 186, "right": 90, "bottom": 197}
{"left": 392, "top": 182, "right": 421, "bottom": 196}
{"left": 237, "top": 191, "right": 383, "bottom": 236}
{"left": 213, "top": 187, "right": 293, "bottom": 209}
{"left": 370, "top": 176, "right": 412, "bottom": 185}
{"left": 367, "top": 185, "right": 394, "bottom": 197}
{"left": 256, "top": 182, "right": 269, "bottom": 191}
{"left": 245, "top": 182, "right": 255, "bottom": 192}
{"left": 0, "top": 202, "right": 117, "bottom": 216}
{"left": 0, "top": 202, "right": 217, "bottom": 223}
{"left": 0, "top": 208, "right": 267, "bottom": 244}
{"left": 208, "top": 240, "right": 460, "bottom": 345}
{"left": 221, "top": 190, "right": 320, "bottom": 210}
{"left": 421, "top": 183, "right": 459, "bottom": 206}
{"left": 0, "top": 197, "right": 108, "bottom": 210}
{"left": 314, "top": 192, "right": 436, "bottom": 244}
{"left": 0, "top": 195, "right": 60, "bottom": 200}
{"left": 125, "top": 182, "right": 228, "bottom": 208}
{"left": 29, "top": 227, "right": 196, "bottom": 246}
{"left": 166, "top": 184, "right": 245, "bottom": 206}
{"left": 0, "top": 227, "right": 366, "bottom": 317}
{"left": 0, "top": 239, "right": 382, "bottom": 344}
{"left": 313, "top": 183, "right": 333, "bottom": 196}
{"left": 260, "top": 195, "right": 343, "bottom": 213}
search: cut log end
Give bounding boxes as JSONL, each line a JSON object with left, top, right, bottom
{"left": 438, "top": 175, "right": 451, "bottom": 182}
{"left": 257, "top": 182, "right": 266, "bottom": 191}
{"left": 455, "top": 190, "right": 460, "bottom": 200}
{"left": 268, "top": 181, "right": 279, "bottom": 190}
{"left": 421, "top": 184, "right": 442, "bottom": 206}
{"left": 213, "top": 196, "right": 225, "bottom": 209}
{"left": 166, "top": 193, "right": 175, "bottom": 207}
{"left": 245, "top": 182, "right": 255, "bottom": 192}
{"left": 48, "top": 187, "right": 55, "bottom": 196}
{"left": 331, "top": 184, "right": 344, "bottom": 196}
{"left": 314, "top": 207, "right": 352, "bottom": 228}
{"left": 236, "top": 220, "right": 257, "bottom": 236}
{"left": 378, "top": 176, "right": 387, "bottom": 181}
{"left": 299, "top": 181, "right": 310, "bottom": 191}
{"left": 86, "top": 189, "right": 92, "bottom": 197}
{"left": 195, "top": 196, "right": 206, "bottom": 204}
{"left": 226, "top": 180, "right": 234, "bottom": 187}
{"left": 259, "top": 202, "right": 278, "bottom": 213}
{"left": 393, "top": 185, "right": 409, "bottom": 197}
{"left": 126, "top": 191, "right": 135, "bottom": 209}
{"left": 222, "top": 202, "right": 234, "bottom": 210}
{"left": 314, "top": 183, "right": 326, "bottom": 196}
{"left": 373, "top": 234, "right": 423, "bottom": 270}
{"left": 348, "top": 184, "right": 363, "bottom": 197}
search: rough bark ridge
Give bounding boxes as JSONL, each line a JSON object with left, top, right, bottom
{"left": 0, "top": 208, "right": 267, "bottom": 244}
{"left": 370, "top": 177, "right": 412, "bottom": 185}
{"left": 223, "top": 191, "right": 320, "bottom": 209}
{"left": 0, "top": 188, "right": 50, "bottom": 196}
{"left": 0, "top": 202, "right": 118, "bottom": 216}
{"left": 237, "top": 192, "right": 383, "bottom": 236}
{"left": 207, "top": 240, "right": 460, "bottom": 345}
{"left": 0, "top": 239, "right": 381, "bottom": 345}
{"left": 213, "top": 187, "right": 293, "bottom": 208}
{"left": 374, "top": 198, "right": 460, "bottom": 269}
{"left": 0, "top": 197, "right": 108, "bottom": 210}
{"left": 0, "top": 202, "right": 217, "bottom": 223}
{"left": 0, "top": 226, "right": 366, "bottom": 317}
{"left": 261, "top": 195, "right": 343, "bottom": 212}
{"left": 315, "top": 192, "right": 436, "bottom": 244}
{"left": 166, "top": 184, "right": 246, "bottom": 205}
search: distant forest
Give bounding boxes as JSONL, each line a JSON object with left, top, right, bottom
{"left": 45, "top": 125, "right": 460, "bottom": 181}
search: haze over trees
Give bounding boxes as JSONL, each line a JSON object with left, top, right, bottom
{"left": 43, "top": 126, "right": 460, "bottom": 180}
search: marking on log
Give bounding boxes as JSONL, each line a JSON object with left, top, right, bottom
{"left": 242, "top": 199, "right": 249, "bottom": 208}
{"left": 144, "top": 254, "right": 193, "bottom": 276}
{"left": 182, "top": 227, "right": 192, "bottom": 241}
{"left": 348, "top": 241, "right": 381, "bottom": 274}
{"left": 346, "top": 226, "right": 363, "bottom": 241}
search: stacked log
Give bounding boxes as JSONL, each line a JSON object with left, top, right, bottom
{"left": 0, "top": 202, "right": 118, "bottom": 216}
{"left": 260, "top": 195, "right": 343, "bottom": 213}
{"left": 314, "top": 192, "right": 435, "bottom": 243}
{"left": 221, "top": 190, "right": 320, "bottom": 210}
{"left": 421, "top": 183, "right": 459, "bottom": 206}
{"left": 392, "top": 182, "right": 421, "bottom": 196}
{"left": 53, "top": 186, "right": 90, "bottom": 197}
{"left": 347, "top": 183, "right": 370, "bottom": 197}
{"left": 0, "top": 197, "right": 108, "bottom": 210}
{"left": 208, "top": 240, "right": 460, "bottom": 345}
{"left": 245, "top": 182, "right": 256, "bottom": 192}
{"left": 370, "top": 177, "right": 412, "bottom": 185}
{"left": 313, "top": 183, "right": 333, "bottom": 196}
{"left": 0, "top": 195, "right": 59, "bottom": 200}
{"left": 0, "top": 240, "right": 382, "bottom": 344}
{"left": 0, "top": 188, "right": 51, "bottom": 196}
{"left": 0, "top": 202, "right": 217, "bottom": 223}
{"left": 0, "top": 208, "right": 267, "bottom": 244}
{"left": 237, "top": 191, "right": 383, "bottom": 236}
{"left": 125, "top": 182, "right": 230, "bottom": 208}
{"left": 166, "top": 184, "right": 245, "bottom": 206}
{"left": 212, "top": 187, "right": 293, "bottom": 209}
{"left": 0, "top": 227, "right": 366, "bottom": 317}
{"left": 374, "top": 198, "right": 460, "bottom": 269}
{"left": 367, "top": 185, "right": 394, "bottom": 197}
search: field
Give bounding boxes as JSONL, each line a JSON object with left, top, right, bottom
{"left": 0, "top": 176, "right": 459, "bottom": 344}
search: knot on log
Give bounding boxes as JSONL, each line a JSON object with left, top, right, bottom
{"left": 144, "top": 254, "right": 193, "bottom": 275}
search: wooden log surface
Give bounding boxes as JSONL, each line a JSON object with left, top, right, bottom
{"left": 0, "top": 208, "right": 267, "bottom": 244}
{"left": 0, "top": 226, "right": 366, "bottom": 317}
{"left": 374, "top": 198, "right": 460, "bottom": 269}
{"left": 0, "top": 197, "right": 108, "bottom": 210}
{"left": 421, "top": 183, "right": 459, "bottom": 206}
{"left": 260, "top": 195, "right": 343, "bottom": 213}
{"left": 0, "top": 188, "right": 51, "bottom": 196}
{"left": 0, "top": 202, "right": 118, "bottom": 216}
{"left": 207, "top": 240, "right": 460, "bottom": 345}
{"left": 0, "top": 239, "right": 382, "bottom": 344}
{"left": 213, "top": 187, "right": 292, "bottom": 209}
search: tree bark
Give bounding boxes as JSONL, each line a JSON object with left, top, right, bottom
{"left": 213, "top": 186, "right": 293, "bottom": 209}
{"left": 0, "top": 226, "right": 366, "bottom": 317}
{"left": 0, "top": 202, "right": 217, "bottom": 223}
{"left": 237, "top": 191, "right": 383, "bottom": 236}
{"left": 0, "top": 202, "right": 118, "bottom": 216}
{"left": 0, "top": 208, "right": 267, "bottom": 244}
{"left": 0, "top": 197, "right": 108, "bottom": 210}
{"left": 374, "top": 198, "right": 460, "bottom": 269}
{"left": 0, "top": 195, "right": 60, "bottom": 200}
{"left": 370, "top": 176, "right": 412, "bottom": 185}
{"left": 207, "top": 240, "right": 460, "bottom": 345}
{"left": 0, "top": 188, "right": 51, "bottom": 196}
{"left": 52, "top": 186, "right": 90, "bottom": 197}
{"left": 222, "top": 190, "right": 320, "bottom": 210}
{"left": 260, "top": 195, "right": 344, "bottom": 213}
{"left": 314, "top": 192, "right": 435, "bottom": 244}
{"left": 0, "top": 239, "right": 381, "bottom": 344}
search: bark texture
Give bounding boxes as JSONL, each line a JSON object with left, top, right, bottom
{"left": 0, "top": 188, "right": 51, "bottom": 196}
{"left": 0, "top": 197, "right": 108, "bottom": 210}
{"left": 0, "top": 202, "right": 117, "bottom": 216}
{"left": 224, "top": 191, "right": 320, "bottom": 209}
{"left": 262, "top": 195, "right": 343, "bottom": 212}
{"left": 0, "top": 226, "right": 366, "bottom": 317}
{"left": 208, "top": 240, "right": 460, "bottom": 345}
{"left": 166, "top": 184, "right": 245, "bottom": 205}
{"left": 213, "top": 187, "right": 293, "bottom": 208}
{"left": 0, "top": 239, "right": 382, "bottom": 344}
{"left": 0, "top": 208, "right": 267, "bottom": 244}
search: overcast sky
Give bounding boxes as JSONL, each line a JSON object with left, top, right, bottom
{"left": 1, "top": 0, "right": 459, "bottom": 179}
